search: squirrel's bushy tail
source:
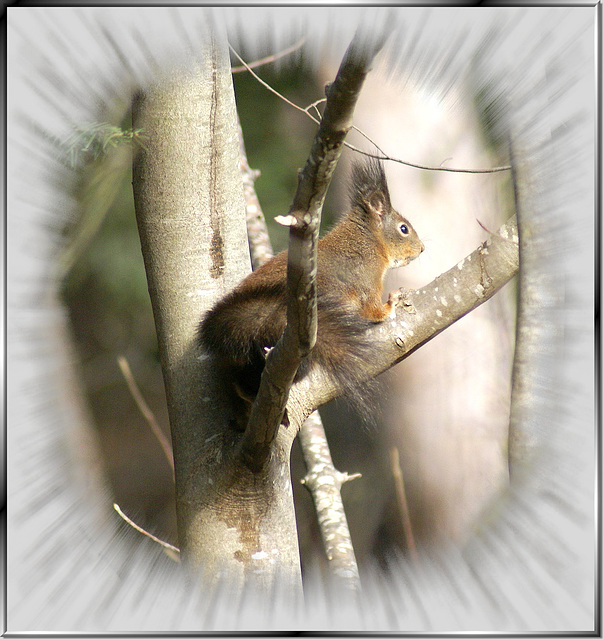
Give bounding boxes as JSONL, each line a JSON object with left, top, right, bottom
{"left": 303, "top": 292, "right": 380, "bottom": 426}
{"left": 198, "top": 289, "right": 380, "bottom": 427}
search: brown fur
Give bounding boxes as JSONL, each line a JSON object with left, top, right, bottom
{"left": 198, "top": 159, "right": 424, "bottom": 428}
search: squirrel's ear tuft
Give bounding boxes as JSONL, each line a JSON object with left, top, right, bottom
{"left": 349, "top": 158, "right": 391, "bottom": 218}
{"left": 366, "top": 191, "right": 388, "bottom": 219}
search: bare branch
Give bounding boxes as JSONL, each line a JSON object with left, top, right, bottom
{"left": 230, "top": 47, "right": 511, "bottom": 175}
{"left": 237, "top": 121, "right": 273, "bottom": 269}
{"left": 113, "top": 503, "right": 180, "bottom": 560}
{"left": 301, "top": 215, "right": 519, "bottom": 411}
{"left": 238, "top": 125, "right": 362, "bottom": 590}
{"left": 229, "top": 44, "right": 320, "bottom": 124}
{"left": 374, "top": 214, "right": 519, "bottom": 369}
{"left": 299, "top": 411, "right": 361, "bottom": 594}
{"left": 239, "top": 33, "right": 386, "bottom": 471}
{"left": 117, "top": 356, "right": 174, "bottom": 476}
{"left": 347, "top": 127, "right": 512, "bottom": 174}
{"left": 390, "top": 447, "right": 418, "bottom": 563}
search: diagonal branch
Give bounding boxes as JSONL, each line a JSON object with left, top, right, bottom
{"left": 113, "top": 503, "right": 180, "bottom": 559}
{"left": 389, "top": 447, "right": 418, "bottom": 563}
{"left": 117, "top": 355, "right": 174, "bottom": 477}
{"left": 238, "top": 33, "right": 388, "bottom": 471}
{"left": 300, "top": 215, "right": 520, "bottom": 411}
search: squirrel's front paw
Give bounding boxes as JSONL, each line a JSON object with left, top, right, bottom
{"left": 386, "top": 289, "right": 416, "bottom": 317}
{"left": 385, "top": 290, "right": 404, "bottom": 318}
{"left": 387, "top": 289, "right": 404, "bottom": 306}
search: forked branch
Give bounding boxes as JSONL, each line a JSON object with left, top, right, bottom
{"left": 237, "top": 122, "right": 362, "bottom": 588}
{"left": 239, "top": 33, "right": 388, "bottom": 471}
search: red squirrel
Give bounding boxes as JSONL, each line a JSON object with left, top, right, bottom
{"left": 198, "top": 159, "right": 424, "bottom": 427}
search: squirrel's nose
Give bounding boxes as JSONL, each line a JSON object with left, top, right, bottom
{"left": 419, "top": 240, "right": 425, "bottom": 253}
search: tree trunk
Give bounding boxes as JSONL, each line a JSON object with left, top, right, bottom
{"left": 132, "top": 37, "right": 303, "bottom": 602}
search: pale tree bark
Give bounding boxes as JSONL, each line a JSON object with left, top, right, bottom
{"left": 132, "top": 37, "right": 303, "bottom": 601}
{"left": 131, "top": 30, "right": 389, "bottom": 603}
{"left": 507, "top": 138, "right": 558, "bottom": 478}
{"left": 298, "top": 410, "right": 362, "bottom": 593}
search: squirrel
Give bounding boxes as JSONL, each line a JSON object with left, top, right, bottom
{"left": 197, "top": 158, "right": 424, "bottom": 429}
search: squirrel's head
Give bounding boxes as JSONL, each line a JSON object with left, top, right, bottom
{"left": 349, "top": 159, "right": 424, "bottom": 268}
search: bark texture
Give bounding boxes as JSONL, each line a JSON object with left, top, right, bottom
{"left": 507, "top": 140, "right": 558, "bottom": 477}
{"left": 132, "top": 40, "right": 302, "bottom": 600}
{"left": 299, "top": 411, "right": 361, "bottom": 595}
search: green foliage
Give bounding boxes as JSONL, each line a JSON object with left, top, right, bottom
{"left": 62, "top": 122, "right": 148, "bottom": 168}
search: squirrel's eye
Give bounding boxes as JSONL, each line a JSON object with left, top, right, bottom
{"left": 400, "top": 224, "right": 409, "bottom": 235}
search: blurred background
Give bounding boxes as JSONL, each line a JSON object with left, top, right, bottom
{"left": 58, "top": 40, "right": 516, "bottom": 579}
{"left": 9, "top": 6, "right": 596, "bottom": 631}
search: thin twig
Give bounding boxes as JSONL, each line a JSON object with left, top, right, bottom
{"left": 113, "top": 503, "right": 180, "bottom": 560}
{"left": 231, "top": 36, "right": 306, "bottom": 73}
{"left": 307, "top": 98, "right": 326, "bottom": 120}
{"left": 229, "top": 44, "right": 321, "bottom": 125}
{"left": 230, "top": 45, "right": 511, "bottom": 175}
{"left": 117, "top": 355, "right": 174, "bottom": 476}
{"left": 348, "top": 131, "right": 512, "bottom": 174}
{"left": 390, "top": 447, "right": 419, "bottom": 563}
